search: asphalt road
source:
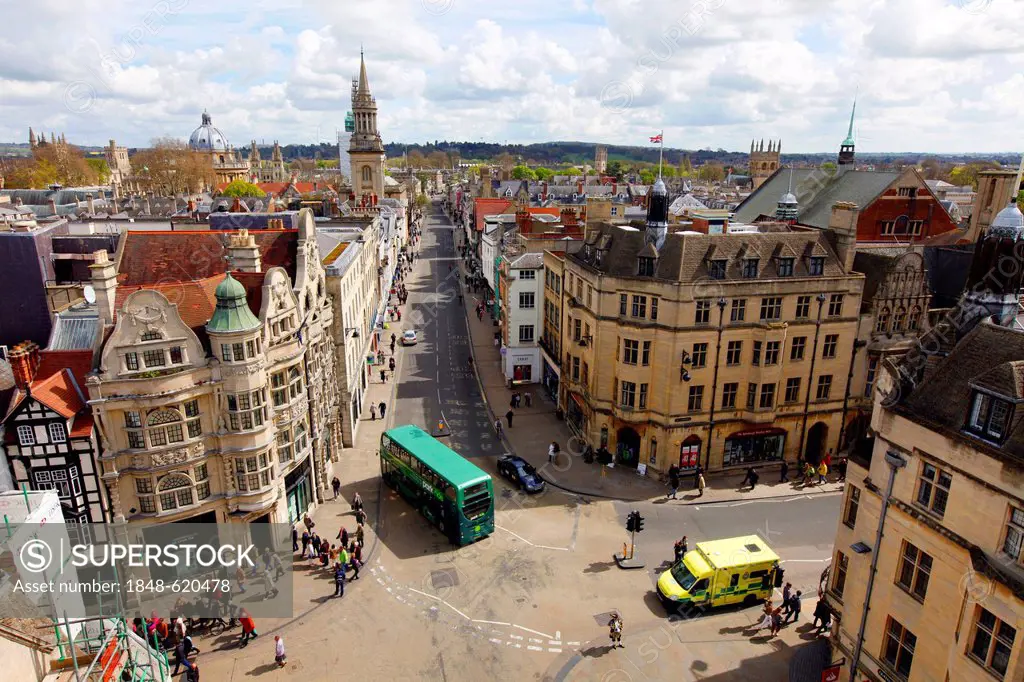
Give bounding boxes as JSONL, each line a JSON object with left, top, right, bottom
{"left": 393, "top": 201, "right": 504, "bottom": 462}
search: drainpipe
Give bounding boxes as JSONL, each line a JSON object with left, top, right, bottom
{"left": 850, "top": 448, "right": 907, "bottom": 680}
{"left": 796, "top": 293, "right": 827, "bottom": 464}
{"left": 703, "top": 298, "right": 728, "bottom": 471}
{"left": 837, "top": 339, "right": 868, "bottom": 453}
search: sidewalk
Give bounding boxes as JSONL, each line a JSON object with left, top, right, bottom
{"left": 548, "top": 606, "right": 833, "bottom": 682}
{"left": 454, "top": 252, "right": 844, "bottom": 504}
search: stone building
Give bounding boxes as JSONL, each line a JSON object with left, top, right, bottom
{"left": 595, "top": 145, "right": 608, "bottom": 174}
{"left": 749, "top": 139, "right": 780, "bottom": 190}
{"left": 348, "top": 52, "right": 386, "bottom": 204}
{"left": 825, "top": 198, "right": 1024, "bottom": 682}
{"left": 549, "top": 178, "right": 865, "bottom": 474}
{"left": 84, "top": 209, "right": 339, "bottom": 526}
{"left": 248, "top": 140, "right": 289, "bottom": 184}
{"left": 188, "top": 111, "right": 250, "bottom": 186}
{"left": 104, "top": 139, "right": 133, "bottom": 193}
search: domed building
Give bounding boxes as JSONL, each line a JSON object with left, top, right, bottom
{"left": 188, "top": 111, "right": 250, "bottom": 185}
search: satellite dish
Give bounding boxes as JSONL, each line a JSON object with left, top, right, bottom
{"left": 83, "top": 285, "right": 97, "bottom": 304}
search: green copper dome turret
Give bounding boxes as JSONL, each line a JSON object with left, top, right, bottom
{"left": 207, "top": 273, "right": 261, "bottom": 333}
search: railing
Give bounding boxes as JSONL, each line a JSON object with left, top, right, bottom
{"left": 54, "top": 617, "right": 170, "bottom": 682}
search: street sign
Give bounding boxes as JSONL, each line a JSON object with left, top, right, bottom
{"left": 821, "top": 664, "right": 841, "bottom": 682}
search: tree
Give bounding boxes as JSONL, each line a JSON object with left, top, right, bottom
{"left": 427, "top": 151, "right": 449, "bottom": 169}
{"left": 948, "top": 161, "right": 1000, "bottom": 189}
{"left": 511, "top": 165, "right": 537, "bottom": 180}
{"left": 219, "top": 179, "right": 266, "bottom": 197}
{"left": 679, "top": 155, "right": 693, "bottom": 176}
{"left": 535, "top": 167, "right": 555, "bottom": 181}
{"left": 605, "top": 160, "right": 624, "bottom": 180}
{"left": 820, "top": 161, "right": 837, "bottom": 175}
{"left": 639, "top": 170, "right": 656, "bottom": 185}
{"left": 407, "top": 150, "right": 427, "bottom": 169}
{"left": 132, "top": 137, "right": 214, "bottom": 194}
{"left": 415, "top": 193, "right": 428, "bottom": 208}
{"left": 696, "top": 163, "right": 725, "bottom": 183}
{"left": 86, "top": 158, "right": 111, "bottom": 184}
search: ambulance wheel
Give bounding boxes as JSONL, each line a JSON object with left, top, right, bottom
{"left": 743, "top": 594, "right": 759, "bottom": 607}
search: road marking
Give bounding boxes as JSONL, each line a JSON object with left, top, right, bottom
{"left": 567, "top": 641, "right": 580, "bottom": 646}
{"left": 406, "top": 587, "right": 471, "bottom": 621}
{"left": 548, "top": 640, "right": 562, "bottom": 645}
{"left": 509, "top": 634, "right": 523, "bottom": 640}
{"left": 514, "top": 624, "right": 554, "bottom": 639}
{"left": 529, "top": 638, "right": 544, "bottom": 644}
{"left": 527, "top": 645, "right": 543, "bottom": 652}
{"left": 556, "top": 630, "right": 561, "bottom": 640}
{"left": 489, "top": 638, "right": 503, "bottom": 644}
{"left": 496, "top": 525, "right": 570, "bottom": 551}
{"left": 473, "top": 619, "right": 510, "bottom": 627}
{"left": 548, "top": 648, "right": 562, "bottom": 653}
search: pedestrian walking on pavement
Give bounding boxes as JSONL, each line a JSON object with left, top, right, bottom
{"left": 300, "top": 530, "right": 310, "bottom": 557}
{"left": 812, "top": 595, "right": 830, "bottom": 632}
{"left": 667, "top": 467, "right": 680, "bottom": 499}
{"left": 608, "top": 613, "right": 623, "bottom": 648}
{"left": 274, "top": 636, "right": 287, "bottom": 667}
{"left": 524, "top": 393, "right": 532, "bottom": 408}
{"left": 693, "top": 464, "right": 704, "bottom": 490}
{"left": 494, "top": 419, "right": 503, "bottom": 437}
{"left": 505, "top": 409, "right": 514, "bottom": 428}
{"left": 769, "top": 608, "right": 783, "bottom": 636}
{"left": 389, "top": 357, "right": 396, "bottom": 373}
{"left": 780, "top": 460, "right": 790, "bottom": 483}
{"left": 548, "top": 441, "right": 559, "bottom": 464}
{"left": 379, "top": 401, "right": 387, "bottom": 419}
{"left": 837, "top": 456, "right": 848, "bottom": 482}
{"left": 380, "top": 369, "right": 387, "bottom": 383}
{"left": 239, "top": 612, "right": 257, "bottom": 648}
{"left": 333, "top": 562, "right": 346, "bottom": 597}
{"left": 370, "top": 404, "right": 377, "bottom": 420}
{"left": 785, "top": 591, "right": 803, "bottom": 623}
{"left": 331, "top": 477, "right": 341, "bottom": 500}
{"left": 697, "top": 472, "right": 706, "bottom": 496}
{"left": 741, "top": 467, "right": 759, "bottom": 490}
{"left": 817, "top": 461, "right": 829, "bottom": 484}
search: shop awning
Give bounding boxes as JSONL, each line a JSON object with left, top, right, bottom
{"left": 569, "top": 392, "right": 585, "bottom": 411}
{"left": 726, "top": 426, "right": 787, "bottom": 439}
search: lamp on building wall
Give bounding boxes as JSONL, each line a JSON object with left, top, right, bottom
{"left": 344, "top": 327, "right": 360, "bottom": 339}
{"left": 579, "top": 335, "right": 593, "bottom": 347}
{"left": 680, "top": 351, "right": 692, "bottom": 382}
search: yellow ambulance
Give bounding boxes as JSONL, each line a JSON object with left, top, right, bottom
{"left": 656, "top": 535, "right": 783, "bottom": 609}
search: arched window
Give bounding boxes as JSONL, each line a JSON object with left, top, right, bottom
{"left": 126, "top": 401, "right": 201, "bottom": 449}
{"left": 362, "top": 166, "right": 372, "bottom": 182}
{"left": 147, "top": 409, "right": 185, "bottom": 446}
{"left": 908, "top": 306, "right": 922, "bottom": 331}
{"left": 893, "top": 306, "right": 907, "bottom": 332}
{"left": 876, "top": 307, "right": 890, "bottom": 334}
{"left": 157, "top": 473, "right": 195, "bottom": 511}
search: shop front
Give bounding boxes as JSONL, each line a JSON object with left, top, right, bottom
{"left": 722, "top": 427, "right": 786, "bottom": 468}
{"left": 285, "top": 457, "right": 313, "bottom": 523}
{"left": 566, "top": 392, "right": 586, "bottom": 437}
{"left": 542, "top": 358, "right": 560, "bottom": 402}
{"left": 678, "top": 434, "right": 702, "bottom": 472}
{"left": 504, "top": 350, "right": 539, "bottom": 385}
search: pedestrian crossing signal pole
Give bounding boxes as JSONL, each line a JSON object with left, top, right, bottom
{"left": 616, "top": 511, "right": 646, "bottom": 569}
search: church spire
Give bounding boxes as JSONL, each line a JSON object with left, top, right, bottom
{"left": 357, "top": 48, "right": 371, "bottom": 96}
{"left": 838, "top": 97, "right": 857, "bottom": 173}
{"left": 843, "top": 97, "right": 856, "bottom": 147}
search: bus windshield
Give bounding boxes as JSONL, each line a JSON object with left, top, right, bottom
{"left": 671, "top": 561, "right": 698, "bottom": 591}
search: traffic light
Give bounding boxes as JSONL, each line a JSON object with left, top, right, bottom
{"left": 635, "top": 514, "right": 645, "bottom": 533}
{"left": 626, "top": 511, "right": 636, "bottom": 532}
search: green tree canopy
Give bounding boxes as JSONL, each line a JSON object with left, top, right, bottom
{"left": 535, "top": 167, "right": 555, "bottom": 181}
{"left": 605, "top": 160, "right": 624, "bottom": 180}
{"left": 511, "top": 165, "right": 537, "bottom": 180}
{"left": 820, "top": 161, "right": 837, "bottom": 175}
{"left": 220, "top": 179, "right": 266, "bottom": 197}
{"left": 639, "top": 170, "right": 656, "bottom": 185}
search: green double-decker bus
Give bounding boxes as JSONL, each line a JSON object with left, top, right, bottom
{"left": 380, "top": 425, "right": 494, "bottom": 545}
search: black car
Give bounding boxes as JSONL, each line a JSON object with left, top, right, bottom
{"left": 496, "top": 455, "right": 545, "bottom": 493}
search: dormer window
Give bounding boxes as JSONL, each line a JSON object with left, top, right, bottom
{"left": 708, "top": 259, "right": 727, "bottom": 280}
{"left": 967, "top": 391, "right": 1013, "bottom": 442}
{"left": 742, "top": 258, "right": 759, "bottom": 279}
{"left": 778, "top": 258, "right": 794, "bottom": 277}
{"left": 809, "top": 256, "right": 825, "bottom": 276}
{"left": 638, "top": 257, "right": 656, "bottom": 277}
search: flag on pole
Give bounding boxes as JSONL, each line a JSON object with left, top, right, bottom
{"left": 649, "top": 134, "right": 663, "bottom": 143}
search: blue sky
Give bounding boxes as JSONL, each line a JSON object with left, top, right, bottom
{"left": 0, "top": 0, "right": 1021, "bottom": 153}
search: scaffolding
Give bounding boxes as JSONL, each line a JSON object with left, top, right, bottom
{"left": 51, "top": 615, "right": 170, "bottom": 682}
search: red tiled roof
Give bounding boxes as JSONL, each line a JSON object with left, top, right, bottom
{"left": 258, "top": 182, "right": 289, "bottom": 196}
{"left": 116, "top": 230, "right": 298, "bottom": 286}
{"left": 70, "top": 413, "right": 94, "bottom": 438}
{"left": 475, "top": 198, "right": 513, "bottom": 232}
{"left": 36, "top": 350, "right": 93, "bottom": 393}
{"left": 114, "top": 277, "right": 221, "bottom": 329}
{"left": 27, "top": 369, "right": 85, "bottom": 419}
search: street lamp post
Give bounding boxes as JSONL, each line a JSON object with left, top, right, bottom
{"left": 849, "top": 448, "right": 907, "bottom": 680}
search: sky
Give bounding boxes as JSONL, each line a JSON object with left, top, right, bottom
{"left": 0, "top": 0, "right": 1021, "bottom": 153}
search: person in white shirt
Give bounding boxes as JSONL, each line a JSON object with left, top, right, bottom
{"left": 274, "top": 636, "right": 287, "bottom": 667}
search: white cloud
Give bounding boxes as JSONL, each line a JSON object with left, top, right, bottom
{"left": 0, "top": 0, "right": 1019, "bottom": 153}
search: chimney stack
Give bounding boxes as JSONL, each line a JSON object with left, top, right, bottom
{"left": 229, "top": 229, "right": 262, "bottom": 272}
{"left": 48, "top": 199, "right": 57, "bottom": 216}
{"left": 89, "top": 249, "right": 119, "bottom": 326}
{"left": 9, "top": 341, "right": 41, "bottom": 392}
{"left": 87, "top": 193, "right": 95, "bottom": 215}
{"left": 828, "top": 201, "right": 860, "bottom": 272}
{"left": 515, "top": 208, "right": 531, "bottom": 233}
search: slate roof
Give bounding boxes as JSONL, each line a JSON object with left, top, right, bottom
{"left": 900, "top": 321, "right": 1024, "bottom": 460}
{"left": 48, "top": 311, "right": 100, "bottom": 350}
{"left": 116, "top": 229, "right": 297, "bottom": 286}
{"left": 572, "top": 221, "right": 845, "bottom": 282}
{"left": 510, "top": 253, "right": 544, "bottom": 269}
{"left": 209, "top": 211, "right": 300, "bottom": 231}
{"left": 733, "top": 168, "right": 901, "bottom": 229}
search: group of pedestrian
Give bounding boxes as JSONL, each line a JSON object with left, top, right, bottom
{"left": 665, "top": 464, "right": 705, "bottom": 499}
{"left": 547, "top": 441, "right": 560, "bottom": 464}
{"left": 131, "top": 614, "right": 201, "bottom": 679}
{"left": 673, "top": 536, "right": 688, "bottom": 562}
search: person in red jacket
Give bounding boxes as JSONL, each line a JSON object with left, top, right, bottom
{"left": 239, "top": 611, "right": 258, "bottom": 648}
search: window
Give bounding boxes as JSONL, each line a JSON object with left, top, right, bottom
{"left": 232, "top": 342, "right": 245, "bottom": 361}
{"left": 220, "top": 343, "right": 233, "bottom": 362}
{"left": 816, "top": 375, "right": 833, "bottom": 401}
{"left": 795, "top": 295, "right": 811, "bottom": 319}
{"left": 742, "top": 258, "right": 759, "bottom": 278}
{"left": 619, "top": 294, "right": 627, "bottom": 316}
{"left": 828, "top": 294, "right": 844, "bottom": 317}
{"left": 809, "top": 256, "right": 825, "bottom": 276}
{"left": 582, "top": 361, "right": 589, "bottom": 386}
{"left": 170, "top": 346, "right": 184, "bottom": 364}
{"left": 34, "top": 470, "right": 73, "bottom": 498}
{"left": 572, "top": 356, "right": 580, "bottom": 381}
{"left": 688, "top": 385, "right": 704, "bottom": 412}
{"left": 126, "top": 409, "right": 145, "bottom": 448}
{"left": 865, "top": 357, "right": 879, "bottom": 397}
{"left": 141, "top": 331, "right": 162, "bottom": 341}
{"left": 639, "top": 383, "right": 649, "bottom": 409}
{"left": 726, "top": 341, "right": 742, "bottom": 365}
{"left": 721, "top": 383, "right": 738, "bottom": 409}
{"left": 832, "top": 551, "right": 849, "bottom": 599}
{"left": 764, "top": 341, "right": 780, "bottom": 365}
{"left": 791, "top": 336, "right": 806, "bottom": 361}
{"left": 896, "top": 541, "right": 932, "bottom": 601}
{"left": 970, "top": 608, "right": 1016, "bottom": 678}
{"left": 822, "top": 334, "right": 838, "bottom": 359}
{"left": 759, "top": 296, "right": 782, "bottom": 321}
{"left": 759, "top": 384, "right": 775, "bottom": 409}
{"left": 586, "top": 286, "right": 593, "bottom": 309}
{"left": 147, "top": 409, "right": 185, "bottom": 446}
{"left": 897, "top": 186, "right": 917, "bottom": 197}
{"left": 156, "top": 473, "right": 195, "bottom": 512}
{"left": 227, "top": 389, "right": 267, "bottom": 431}
{"left": 125, "top": 352, "right": 139, "bottom": 371}
{"left": 519, "top": 269, "right": 535, "bottom": 280}
{"left": 518, "top": 325, "right": 535, "bottom": 343}
{"left": 915, "top": 462, "right": 951, "bottom": 517}
{"left": 642, "top": 341, "right": 651, "bottom": 366}
{"left": 650, "top": 297, "right": 658, "bottom": 321}
{"left": 1002, "top": 507, "right": 1024, "bottom": 561}
{"left": 622, "top": 339, "right": 639, "bottom": 365}
{"left": 143, "top": 349, "right": 165, "bottom": 368}
{"left": 893, "top": 307, "right": 906, "bottom": 332}
{"left": 638, "top": 257, "right": 656, "bottom": 276}
{"left": 777, "top": 258, "right": 794, "bottom": 277}
{"left": 784, "top": 378, "right": 801, "bottom": 404}
{"left": 695, "top": 300, "right": 711, "bottom": 325}
{"left": 16, "top": 425, "right": 35, "bottom": 446}
{"left": 908, "top": 306, "right": 921, "bottom": 331}
{"left": 246, "top": 339, "right": 257, "bottom": 358}
{"left": 620, "top": 381, "right": 636, "bottom": 408}
{"left": 271, "top": 365, "right": 304, "bottom": 407}
{"left": 746, "top": 383, "right": 757, "bottom": 410}
{"left": 882, "top": 617, "right": 916, "bottom": 679}
{"left": 48, "top": 423, "right": 66, "bottom": 443}
{"left": 631, "top": 295, "right": 647, "bottom": 318}
{"left": 691, "top": 343, "right": 708, "bottom": 368}
{"left": 730, "top": 299, "right": 746, "bottom": 322}
{"left": 277, "top": 428, "right": 293, "bottom": 463}
{"left": 573, "top": 318, "right": 582, "bottom": 341}
{"left": 752, "top": 340, "right": 762, "bottom": 366}
{"left": 236, "top": 453, "right": 273, "bottom": 493}
{"left": 709, "top": 259, "right": 727, "bottom": 279}
{"left": 967, "top": 392, "right": 1013, "bottom": 441}
{"left": 294, "top": 420, "right": 308, "bottom": 454}
{"left": 519, "top": 292, "right": 535, "bottom": 309}
{"left": 135, "top": 478, "right": 155, "bottom": 513}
